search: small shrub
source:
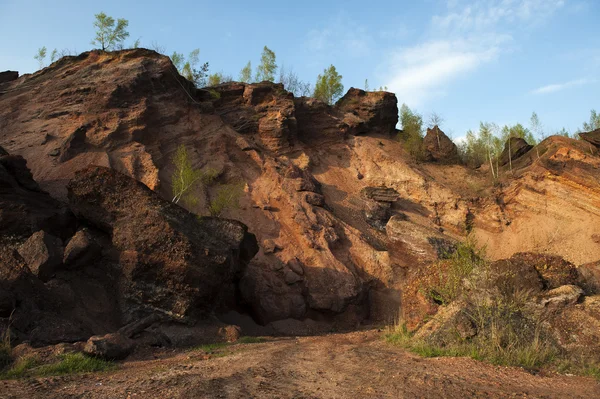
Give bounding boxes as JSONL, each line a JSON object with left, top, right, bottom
{"left": 208, "top": 182, "right": 244, "bottom": 217}
{"left": 208, "top": 89, "right": 221, "bottom": 99}
{"left": 424, "top": 239, "right": 485, "bottom": 305}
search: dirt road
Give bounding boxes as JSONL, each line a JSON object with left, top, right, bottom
{"left": 1, "top": 330, "right": 598, "bottom": 398}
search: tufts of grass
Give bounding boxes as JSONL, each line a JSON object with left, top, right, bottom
{"left": 193, "top": 342, "right": 229, "bottom": 353}
{"left": 37, "top": 353, "right": 115, "bottom": 376}
{"left": 0, "top": 353, "right": 115, "bottom": 379}
{"left": 238, "top": 336, "right": 266, "bottom": 344}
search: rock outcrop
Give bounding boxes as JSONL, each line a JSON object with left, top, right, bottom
{"left": 1, "top": 49, "right": 600, "bottom": 336}
{"left": 423, "top": 125, "right": 460, "bottom": 163}
{"left": 0, "top": 150, "right": 259, "bottom": 346}
{"left": 498, "top": 137, "right": 533, "bottom": 166}
{"left": 67, "top": 166, "right": 259, "bottom": 321}
{"left": 0, "top": 70, "right": 18, "bottom": 85}
{"left": 579, "top": 128, "right": 600, "bottom": 148}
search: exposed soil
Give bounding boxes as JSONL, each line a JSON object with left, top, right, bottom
{"left": 2, "top": 330, "right": 598, "bottom": 399}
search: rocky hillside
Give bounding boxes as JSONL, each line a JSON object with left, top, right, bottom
{"left": 1, "top": 48, "right": 600, "bottom": 340}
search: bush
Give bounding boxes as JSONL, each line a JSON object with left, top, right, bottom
{"left": 208, "top": 182, "right": 244, "bottom": 217}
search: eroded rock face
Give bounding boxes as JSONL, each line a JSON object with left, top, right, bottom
{"left": 67, "top": 166, "right": 259, "bottom": 321}
{"left": 0, "top": 146, "right": 74, "bottom": 239}
{"left": 423, "top": 126, "right": 460, "bottom": 163}
{"left": 336, "top": 88, "right": 398, "bottom": 135}
{"left": 580, "top": 128, "right": 600, "bottom": 148}
{"left": 17, "top": 231, "right": 63, "bottom": 282}
{"left": 499, "top": 137, "right": 533, "bottom": 166}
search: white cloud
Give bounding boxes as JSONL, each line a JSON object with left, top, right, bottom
{"left": 531, "top": 78, "right": 596, "bottom": 94}
{"left": 386, "top": 38, "right": 504, "bottom": 105}
{"left": 380, "top": 0, "right": 566, "bottom": 107}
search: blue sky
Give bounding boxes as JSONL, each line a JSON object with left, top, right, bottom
{"left": 0, "top": 0, "right": 598, "bottom": 139}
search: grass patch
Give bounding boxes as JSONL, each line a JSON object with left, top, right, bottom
{"left": 238, "top": 336, "right": 266, "bottom": 344}
{"left": 0, "top": 353, "right": 115, "bottom": 379}
{"left": 193, "top": 342, "right": 229, "bottom": 353}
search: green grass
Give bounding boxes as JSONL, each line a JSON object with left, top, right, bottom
{"left": 0, "top": 353, "right": 115, "bottom": 380}
{"left": 193, "top": 342, "right": 229, "bottom": 353}
{"left": 238, "top": 336, "right": 266, "bottom": 344}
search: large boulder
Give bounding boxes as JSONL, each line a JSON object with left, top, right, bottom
{"left": 499, "top": 137, "right": 533, "bottom": 166}
{"left": 67, "top": 166, "right": 259, "bottom": 321}
{"left": 579, "top": 128, "right": 600, "bottom": 148}
{"left": 423, "top": 126, "right": 460, "bottom": 163}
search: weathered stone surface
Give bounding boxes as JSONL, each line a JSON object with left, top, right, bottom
{"left": 540, "top": 284, "right": 584, "bottom": 307}
{"left": 578, "top": 261, "right": 600, "bottom": 294}
{"left": 17, "top": 231, "right": 63, "bottom": 281}
{"left": 360, "top": 187, "right": 400, "bottom": 202}
{"left": 84, "top": 332, "right": 134, "bottom": 360}
{"left": 423, "top": 126, "right": 460, "bottom": 163}
{"left": 63, "top": 228, "right": 101, "bottom": 268}
{"left": 336, "top": 88, "right": 399, "bottom": 135}
{"left": 67, "top": 166, "right": 258, "bottom": 320}
{"left": 0, "top": 147, "right": 74, "bottom": 239}
{"left": 579, "top": 128, "right": 600, "bottom": 148}
{"left": 0, "top": 70, "right": 18, "bottom": 84}
{"left": 499, "top": 137, "right": 533, "bottom": 166}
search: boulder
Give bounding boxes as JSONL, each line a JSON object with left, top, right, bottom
{"left": 0, "top": 71, "right": 18, "bottom": 84}
{"left": 63, "top": 228, "right": 102, "bottom": 268}
{"left": 84, "top": 332, "right": 134, "bottom": 360}
{"left": 577, "top": 261, "right": 600, "bottom": 294}
{"left": 499, "top": 137, "right": 533, "bottom": 166}
{"left": 67, "top": 166, "right": 259, "bottom": 321}
{"left": 540, "top": 285, "right": 584, "bottom": 307}
{"left": 17, "top": 231, "right": 63, "bottom": 281}
{"left": 423, "top": 126, "right": 460, "bottom": 164}
{"left": 508, "top": 253, "right": 579, "bottom": 289}
{"left": 579, "top": 128, "right": 600, "bottom": 148}
{"left": 336, "top": 88, "right": 399, "bottom": 135}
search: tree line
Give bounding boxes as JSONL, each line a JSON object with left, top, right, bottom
{"left": 34, "top": 12, "right": 347, "bottom": 105}
{"left": 399, "top": 103, "right": 600, "bottom": 177}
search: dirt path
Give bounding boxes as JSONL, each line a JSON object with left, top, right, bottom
{"left": 1, "top": 330, "right": 598, "bottom": 398}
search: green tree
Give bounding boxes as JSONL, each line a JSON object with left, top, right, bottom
{"left": 255, "top": 46, "right": 277, "bottom": 82}
{"left": 500, "top": 123, "right": 536, "bottom": 145}
{"left": 581, "top": 109, "right": 600, "bottom": 132}
{"left": 239, "top": 61, "right": 252, "bottom": 83}
{"left": 34, "top": 47, "right": 47, "bottom": 69}
{"left": 171, "top": 144, "right": 203, "bottom": 204}
{"left": 313, "top": 64, "right": 344, "bottom": 105}
{"left": 50, "top": 48, "right": 58, "bottom": 63}
{"left": 364, "top": 79, "right": 369, "bottom": 91}
{"left": 399, "top": 104, "right": 425, "bottom": 160}
{"left": 529, "top": 112, "right": 544, "bottom": 140}
{"left": 171, "top": 49, "right": 209, "bottom": 87}
{"left": 91, "top": 12, "right": 129, "bottom": 51}
{"left": 207, "top": 72, "right": 233, "bottom": 86}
